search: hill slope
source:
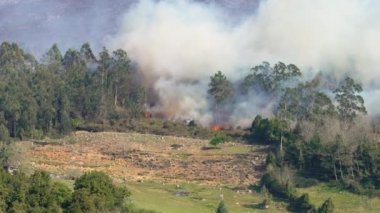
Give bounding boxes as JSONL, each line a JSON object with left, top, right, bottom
{"left": 21, "top": 131, "right": 266, "bottom": 186}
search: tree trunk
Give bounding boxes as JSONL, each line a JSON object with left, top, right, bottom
{"left": 280, "top": 131, "right": 283, "bottom": 154}
{"left": 339, "top": 161, "right": 344, "bottom": 180}
{"left": 333, "top": 162, "right": 338, "bottom": 181}
{"left": 350, "top": 166, "right": 355, "bottom": 178}
{"left": 114, "top": 87, "right": 118, "bottom": 106}
{"left": 11, "top": 116, "right": 16, "bottom": 138}
{"left": 101, "top": 71, "right": 104, "bottom": 87}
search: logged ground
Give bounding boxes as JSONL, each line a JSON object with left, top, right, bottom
{"left": 20, "top": 131, "right": 267, "bottom": 186}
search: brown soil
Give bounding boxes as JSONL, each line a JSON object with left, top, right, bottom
{"left": 23, "top": 131, "right": 267, "bottom": 186}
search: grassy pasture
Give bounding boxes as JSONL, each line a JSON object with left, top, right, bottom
{"left": 298, "top": 184, "right": 380, "bottom": 213}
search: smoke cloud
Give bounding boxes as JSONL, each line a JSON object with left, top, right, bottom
{"left": 110, "top": 0, "right": 380, "bottom": 125}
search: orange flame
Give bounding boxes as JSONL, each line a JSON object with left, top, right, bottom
{"left": 144, "top": 111, "right": 152, "bottom": 118}
{"left": 211, "top": 124, "right": 223, "bottom": 132}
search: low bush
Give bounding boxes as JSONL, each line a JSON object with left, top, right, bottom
{"left": 290, "top": 193, "right": 316, "bottom": 212}
{"left": 260, "top": 172, "right": 297, "bottom": 200}
{"left": 318, "top": 198, "right": 334, "bottom": 213}
{"left": 295, "top": 176, "right": 319, "bottom": 188}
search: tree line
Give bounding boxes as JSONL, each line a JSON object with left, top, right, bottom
{"left": 0, "top": 169, "right": 155, "bottom": 213}
{"left": 208, "top": 62, "right": 373, "bottom": 211}
{"left": 0, "top": 42, "right": 145, "bottom": 140}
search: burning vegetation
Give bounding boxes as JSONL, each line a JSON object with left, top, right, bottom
{"left": 211, "top": 124, "right": 223, "bottom": 132}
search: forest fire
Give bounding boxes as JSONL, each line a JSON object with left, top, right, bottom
{"left": 211, "top": 124, "right": 223, "bottom": 132}
{"left": 144, "top": 111, "right": 152, "bottom": 118}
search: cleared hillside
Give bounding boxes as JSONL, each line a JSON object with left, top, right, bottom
{"left": 20, "top": 131, "right": 267, "bottom": 186}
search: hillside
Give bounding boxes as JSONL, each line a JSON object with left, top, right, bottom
{"left": 4, "top": 131, "right": 380, "bottom": 212}
{"left": 19, "top": 131, "right": 266, "bottom": 186}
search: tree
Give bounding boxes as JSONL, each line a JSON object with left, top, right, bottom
{"left": 80, "top": 43, "right": 97, "bottom": 64}
{"left": 32, "top": 66, "right": 56, "bottom": 134}
{"left": 294, "top": 193, "right": 314, "bottom": 211}
{"left": 42, "top": 44, "right": 63, "bottom": 74}
{"left": 241, "top": 62, "right": 301, "bottom": 94}
{"left": 208, "top": 71, "right": 234, "bottom": 124}
{"left": 250, "top": 116, "right": 288, "bottom": 147}
{"left": 0, "top": 125, "right": 9, "bottom": 142}
{"left": 215, "top": 200, "right": 228, "bottom": 213}
{"left": 111, "top": 49, "right": 131, "bottom": 107}
{"left": 334, "top": 77, "right": 366, "bottom": 126}
{"left": 68, "top": 171, "right": 130, "bottom": 212}
{"left": 277, "top": 76, "right": 335, "bottom": 123}
{"left": 26, "top": 171, "right": 62, "bottom": 211}
{"left": 260, "top": 185, "right": 271, "bottom": 209}
{"left": 54, "top": 90, "right": 72, "bottom": 134}
{"left": 208, "top": 71, "right": 233, "bottom": 104}
{"left": 0, "top": 42, "right": 37, "bottom": 138}
{"left": 318, "top": 198, "right": 334, "bottom": 213}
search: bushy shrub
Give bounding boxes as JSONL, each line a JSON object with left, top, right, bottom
{"left": 295, "top": 177, "right": 319, "bottom": 188}
{"left": 292, "top": 193, "right": 316, "bottom": 212}
{"left": 30, "top": 129, "right": 44, "bottom": 140}
{"left": 260, "top": 173, "right": 297, "bottom": 200}
{"left": 209, "top": 135, "right": 225, "bottom": 147}
{"left": 215, "top": 200, "right": 228, "bottom": 213}
{"left": 318, "top": 198, "right": 334, "bottom": 213}
{"left": 67, "top": 171, "right": 130, "bottom": 212}
{"left": 250, "top": 116, "right": 288, "bottom": 145}
{"left": 0, "top": 124, "right": 10, "bottom": 142}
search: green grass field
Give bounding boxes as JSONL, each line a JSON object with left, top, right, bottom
{"left": 53, "top": 174, "right": 380, "bottom": 212}
{"left": 124, "top": 181, "right": 380, "bottom": 213}
{"left": 298, "top": 184, "right": 380, "bottom": 213}
{"left": 126, "top": 181, "right": 287, "bottom": 213}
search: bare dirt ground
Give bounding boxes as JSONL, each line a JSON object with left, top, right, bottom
{"left": 22, "top": 131, "right": 267, "bottom": 186}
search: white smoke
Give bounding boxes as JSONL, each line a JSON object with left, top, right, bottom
{"left": 110, "top": 0, "right": 380, "bottom": 125}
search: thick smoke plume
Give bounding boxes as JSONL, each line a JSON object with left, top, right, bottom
{"left": 110, "top": 0, "right": 380, "bottom": 126}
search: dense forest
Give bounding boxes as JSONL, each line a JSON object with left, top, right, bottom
{"left": 0, "top": 42, "right": 145, "bottom": 140}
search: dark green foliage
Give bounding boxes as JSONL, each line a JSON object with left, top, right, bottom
{"left": 0, "top": 168, "right": 154, "bottom": 213}
{"left": 209, "top": 134, "right": 227, "bottom": 147}
{"left": 51, "top": 182, "right": 72, "bottom": 207}
{"left": 259, "top": 185, "right": 271, "bottom": 209}
{"left": 241, "top": 61, "right": 301, "bottom": 94}
{"left": 208, "top": 71, "right": 233, "bottom": 104}
{"left": 294, "top": 177, "right": 319, "bottom": 188}
{"left": 0, "top": 42, "right": 146, "bottom": 139}
{"left": 251, "top": 71, "right": 380, "bottom": 199}
{"left": 260, "top": 173, "right": 296, "bottom": 200}
{"left": 318, "top": 198, "right": 334, "bottom": 213}
{"left": 265, "top": 152, "right": 277, "bottom": 166}
{"left": 277, "top": 76, "right": 335, "bottom": 122}
{"left": 215, "top": 200, "right": 228, "bottom": 213}
{"left": 250, "top": 115, "right": 288, "bottom": 145}
{"left": 26, "top": 171, "right": 63, "bottom": 212}
{"left": 0, "top": 170, "right": 67, "bottom": 212}
{"left": 334, "top": 77, "right": 366, "bottom": 124}
{"left": 0, "top": 124, "right": 9, "bottom": 141}
{"left": 292, "top": 193, "right": 316, "bottom": 212}
{"left": 67, "top": 171, "right": 130, "bottom": 212}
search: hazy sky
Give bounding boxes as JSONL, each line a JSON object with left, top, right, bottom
{"left": 0, "top": 0, "right": 258, "bottom": 56}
